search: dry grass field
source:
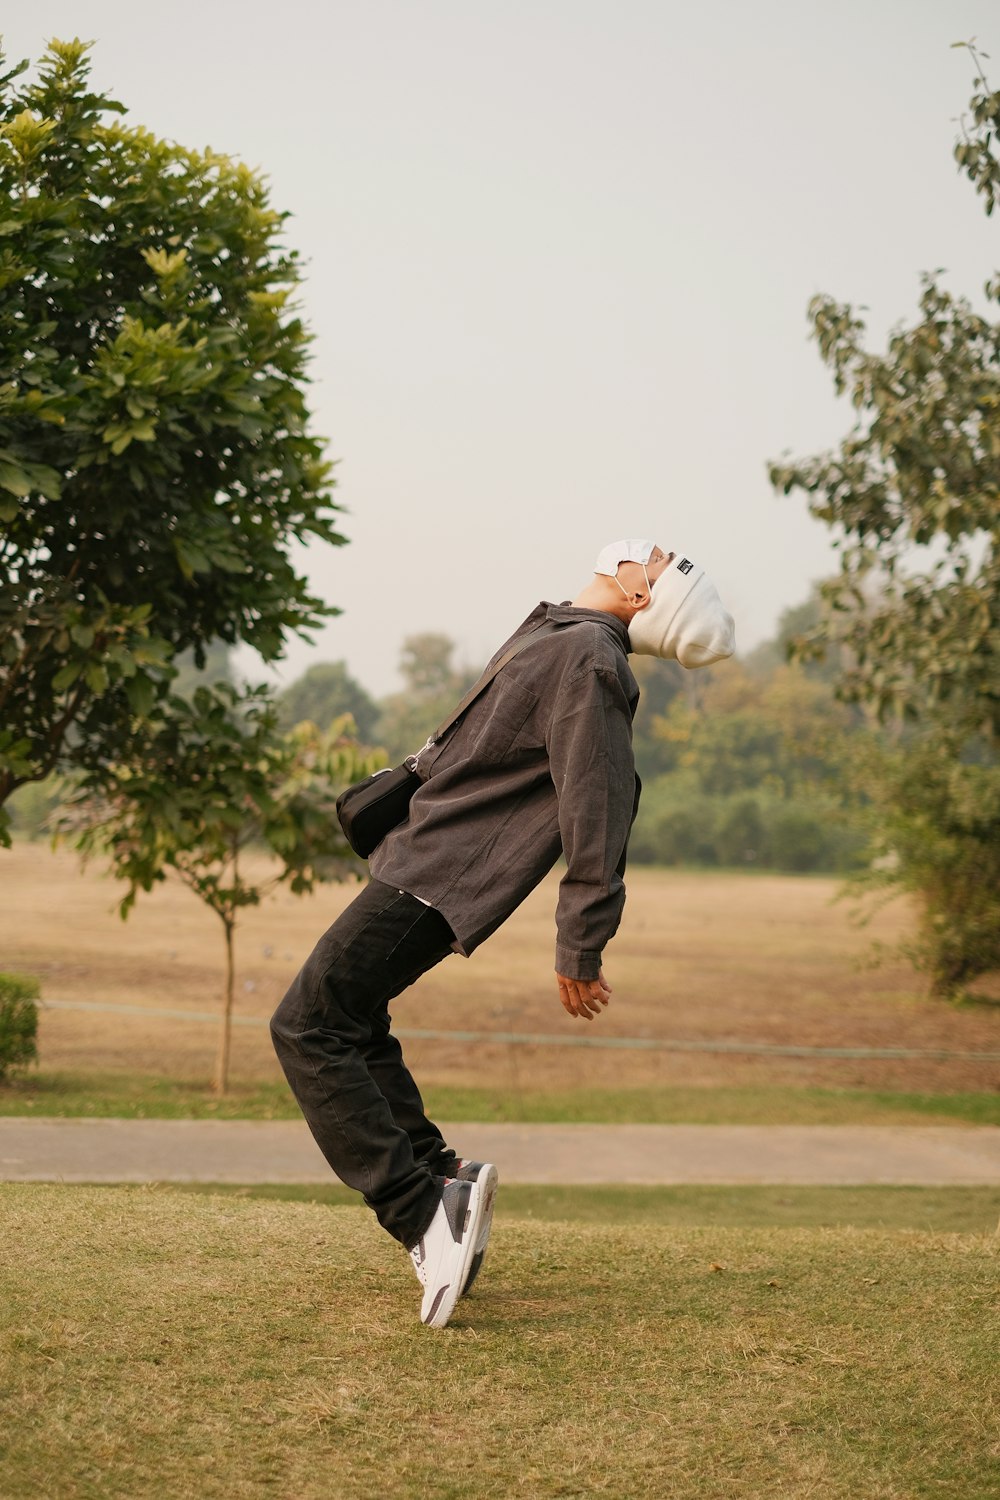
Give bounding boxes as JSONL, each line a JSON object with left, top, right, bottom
{"left": 2, "top": 841, "right": 998, "bottom": 1100}
{"left": 2, "top": 851, "right": 998, "bottom": 1497}
{"left": 2, "top": 1185, "right": 998, "bottom": 1500}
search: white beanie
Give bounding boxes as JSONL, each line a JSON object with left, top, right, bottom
{"left": 627, "top": 554, "right": 736, "bottom": 668}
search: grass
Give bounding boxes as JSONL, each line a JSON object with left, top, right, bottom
{"left": 2, "top": 1068, "right": 998, "bottom": 1125}
{"left": 151, "top": 1181, "right": 1000, "bottom": 1234}
{"left": 1, "top": 1184, "right": 997, "bottom": 1499}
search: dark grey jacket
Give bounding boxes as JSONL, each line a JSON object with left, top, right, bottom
{"left": 368, "top": 601, "right": 641, "bottom": 980}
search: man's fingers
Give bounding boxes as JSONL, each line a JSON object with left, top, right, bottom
{"left": 582, "top": 982, "right": 609, "bottom": 1012}
{"left": 563, "top": 986, "right": 587, "bottom": 1018}
{"left": 557, "top": 974, "right": 611, "bottom": 1020}
{"left": 558, "top": 980, "right": 580, "bottom": 1017}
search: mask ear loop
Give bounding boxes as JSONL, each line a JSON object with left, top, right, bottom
{"left": 612, "top": 563, "right": 652, "bottom": 604}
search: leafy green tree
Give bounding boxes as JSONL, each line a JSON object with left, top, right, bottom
{"left": 375, "top": 633, "right": 476, "bottom": 763}
{"left": 769, "top": 45, "right": 1000, "bottom": 994}
{"left": 0, "top": 39, "right": 343, "bottom": 843}
{"left": 398, "top": 634, "right": 462, "bottom": 697}
{"left": 629, "top": 655, "right": 685, "bottom": 780}
{"left": 58, "top": 683, "right": 379, "bottom": 1094}
{"left": 4, "top": 772, "right": 62, "bottom": 839}
{"left": 743, "top": 588, "right": 846, "bottom": 686}
{"left": 628, "top": 772, "right": 866, "bottom": 873}
{"left": 4, "top": 643, "right": 234, "bottom": 840}
{"left": 715, "top": 796, "right": 765, "bottom": 867}
{"left": 170, "top": 641, "right": 233, "bottom": 699}
{"left": 630, "top": 638, "right": 867, "bottom": 873}
{"left": 277, "top": 660, "right": 379, "bottom": 742}
{"left": 653, "top": 661, "right": 853, "bottom": 798}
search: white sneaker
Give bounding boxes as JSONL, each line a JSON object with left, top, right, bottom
{"left": 452, "top": 1159, "right": 499, "bottom": 1296}
{"left": 409, "top": 1176, "right": 489, "bottom": 1328}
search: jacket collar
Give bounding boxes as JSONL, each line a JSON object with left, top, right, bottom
{"left": 540, "top": 601, "right": 631, "bottom": 654}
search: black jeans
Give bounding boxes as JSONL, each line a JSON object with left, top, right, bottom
{"left": 270, "top": 879, "right": 458, "bottom": 1248}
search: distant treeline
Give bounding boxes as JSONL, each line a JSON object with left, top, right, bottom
{"left": 8, "top": 591, "right": 871, "bottom": 874}
{"left": 251, "top": 588, "right": 872, "bottom": 876}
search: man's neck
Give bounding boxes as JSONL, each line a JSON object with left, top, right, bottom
{"left": 570, "top": 579, "right": 632, "bottom": 622}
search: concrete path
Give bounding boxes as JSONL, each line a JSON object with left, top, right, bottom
{"left": 2, "top": 1118, "right": 1000, "bottom": 1186}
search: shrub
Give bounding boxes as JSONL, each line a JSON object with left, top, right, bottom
{"left": 0, "top": 973, "right": 40, "bottom": 1081}
{"left": 716, "top": 796, "right": 765, "bottom": 866}
{"left": 765, "top": 807, "right": 830, "bottom": 873}
{"left": 629, "top": 781, "right": 721, "bottom": 867}
{"left": 631, "top": 775, "right": 868, "bottom": 874}
{"left": 856, "top": 735, "right": 1000, "bottom": 998}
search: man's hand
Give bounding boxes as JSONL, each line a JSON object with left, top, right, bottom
{"left": 556, "top": 968, "right": 612, "bottom": 1021}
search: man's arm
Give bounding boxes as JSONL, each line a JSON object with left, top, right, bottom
{"left": 547, "top": 659, "right": 638, "bottom": 1010}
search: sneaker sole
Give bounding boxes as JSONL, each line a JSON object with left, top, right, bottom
{"left": 461, "top": 1163, "right": 498, "bottom": 1297}
{"left": 423, "top": 1177, "right": 488, "bottom": 1329}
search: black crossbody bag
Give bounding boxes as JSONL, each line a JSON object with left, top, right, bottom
{"left": 336, "top": 620, "right": 559, "bottom": 858}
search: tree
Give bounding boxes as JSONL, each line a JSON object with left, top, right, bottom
{"left": 652, "top": 660, "right": 853, "bottom": 798}
{"left": 375, "top": 633, "right": 476, "bottom": 763}
{"left": 769, "top": 44, "right": 1000, "bottom": 994}
{"left": 742, "top": 588, "right": 846, "bottom": 686}
{"left": 170, "top": 641, "right": 233, "bottom": 699}
{"left": 625, "top": 600, "right": 871, "bottom": 874}
{"left": 629, "top": 655, "right": 685, "bottom": 780}
{"left": 849, "top": 731, "right": 1000, "bottom": 995}
{"left": 398, "top": 634, "right": 463, "bottom": 697}
{"left": 276, "top": 660, "right": 379, "bottom": 742}
{"left": 0, "top": 39, "right": 344, "bottom": 842}
{"left": 58, "top": 683, "right": 380, "bottom": 1094}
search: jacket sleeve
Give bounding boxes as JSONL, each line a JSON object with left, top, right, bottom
{"left": 547, "top": 661, "right": 639, "bottom": 980}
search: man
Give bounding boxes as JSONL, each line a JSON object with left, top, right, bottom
{"left": 271, "top": 539, "right": 734, "bottom": 1328}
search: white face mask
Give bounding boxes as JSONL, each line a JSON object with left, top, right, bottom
{"left": 593, "top": 537, "right": 656, "bottom": 579}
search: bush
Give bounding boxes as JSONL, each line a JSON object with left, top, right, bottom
{"left": 856, "top": 735, "right": 1000, "bottom": 997}
{"left": 630, "top": 775, "right": 868, "bottom": 874}
{"left": 655, "top": 804, "right": 720, "bottom": 866}
{"left": 628, "top": 781, "right": 721, "bottom": 866}
{"left": 765, "top": 807, "right": 830, "bottom": 872}
{"left": 0, "top": 973, "right": 40, "bottom": 1081}
{"left": 716, "top": 797, "right": 766, "bottom": 866}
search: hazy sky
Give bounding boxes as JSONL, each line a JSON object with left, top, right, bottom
{"left": 8, "top": 2, "right": 998, "bottom": 693}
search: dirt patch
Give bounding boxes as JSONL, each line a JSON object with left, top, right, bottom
{"left": 3, "top": 843, "right": 998, "bottom": 1094}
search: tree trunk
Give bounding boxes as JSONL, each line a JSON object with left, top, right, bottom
{"left": 214, "top": 917, "right": 235, "bottom": 1096}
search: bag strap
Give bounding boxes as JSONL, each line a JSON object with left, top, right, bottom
{"left": 409, "top": 618, "right": 562, "bottom": 765}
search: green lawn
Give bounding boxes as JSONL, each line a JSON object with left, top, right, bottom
{"left": 165, "top": 1181, "right": 1000, "bottom": 1234}
{"left": 2, "top": 1068, "right": 999, "bottom": 1124}
{"left": 2, "top": 1185, "right": 997, "bottom": 1499}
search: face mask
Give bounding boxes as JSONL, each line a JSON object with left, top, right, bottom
{"left": 593, "top": 538, "right": 656, "bottom": 578}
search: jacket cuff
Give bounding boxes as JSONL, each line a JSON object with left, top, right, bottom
{"left": 555, "top": 944, "right": 602, "bottom": 982}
